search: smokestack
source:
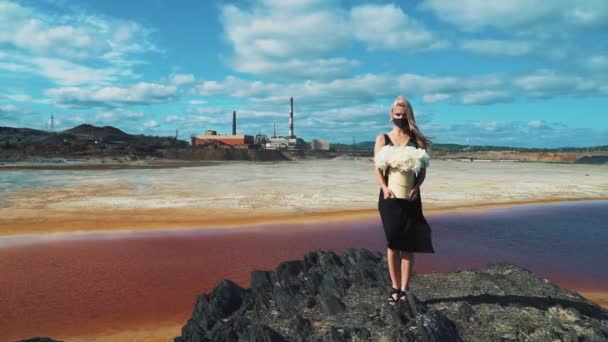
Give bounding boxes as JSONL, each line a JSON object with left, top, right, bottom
{"left": 232, "top": 111, "right": 236, "bottom": 135}
{"left": 289, "top": 97, "right": 294, "bottom": 137}
{"left": 273, "top": 122, "right": 276, "bottom": 138}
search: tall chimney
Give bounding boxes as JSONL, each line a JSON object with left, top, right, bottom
{"left": 273, "top": 122, "right": 276, "bottom": 138}
{"left": 232, "top": 111, "right": 236, "bottom": 135}
{"left": 289, "top": 97, "right": 294, "bottom": 137}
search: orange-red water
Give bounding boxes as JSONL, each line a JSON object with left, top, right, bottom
{"left": 1, "top": 200, "right": 607, "bottom": 341}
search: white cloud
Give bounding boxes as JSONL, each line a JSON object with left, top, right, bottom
{"left": 34, "top": 57, "right": 117, "bottom": 85}
{"left": 585, "top": 55, "right": 608, "bottom": 71}
{"left": 0, "top": 0, "right": 158, "bottom": 87}
{"left": 460, "top": 39, "right": 535, "bottom": 56}
{"left": 192, "top": 71, "right": 517, "bottom": 111}
{"left": 0, "top": 1, "right": 157, "bottom": 59}
{"left": 528, "top": 120, "right": 545, "bottom": 128}
{"left": 96, "top": 111, "right": 114, "bottom": 120}
{"left": 0, "top": 103, "right": 35, "bottom": 116}
{"left": 0, "top": 93, "right": 31, "bottom": 102}
{"left": 460, "top": 90, "right": 513, "bottom": 105}
{"left": 144, "top": 120, "right": 158, "bottom": 128}
{"left": 422, "top": 93, "right": 451, "bottom": 104}
{"left": 421, "top": 0, "right": 608, "bottom": 34}
{"left": 0, "top": 104, "right": 18, "bottom": 113}
{"left": 219, "top": 1, "right": 354, "bottom": 78}
{"left": 219, "top": 0, "right": 444, "bottom": 79}
{"left": 95, "top": 109, "right": 144, "bottom": 121}
{"left": 164, "top": 115, "right": 181, "bottom": 123}
{"left": 515, "top": 69, "right": 603, "bottom": 97}
{"left": 171, "top": 74, "right": 195, "bottom": 85}
{"left": 425, "top": 119, "right": 608, "bottom": 148}
{"left": 351, "top": 4, "right": 447, "bottom": 51}
{"left": 45, "top": 82, "right": 178, "bottom": 107}
{"left": 67, "top": 115, "right": 87, "bottom": 124}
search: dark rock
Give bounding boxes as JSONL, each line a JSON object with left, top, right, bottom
{"left": 289, "top": 315, "right": 314, "bottom": 342}
{"left": 242, "top": 324, "right": 287, "bottom": 342}
{"left": 575, "top": 155, "right": 608, "bottom": 164}
{"left": 275, "top": 260, "right": 305, "bottom": 286}
{"left": 273, "top": 284, "right": 304, "bottom": 317}
{"left": 319, "top": 273, "right": 349, "bottom": 299}
{"left": 16, "top": 339, "right": 63, "bottom": 342}
{"left": 208, "top": 279, "right": 245, "bottom": 319}
{"left": 317, "top": 292, "right": 347, "bottom": 315}
{"left": 172, "top": 248, "right": 608, "bottom": 342}
{"left": 322, "top": 326, "right": 372, "bottom": 342}
{"left": 251, "top": 270, "right": 274, "bottom": 310}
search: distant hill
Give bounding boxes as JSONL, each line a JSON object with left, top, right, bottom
{"left": 0, "top": 124, "right": 188, "bottom": 160}
{"left": 63, "top": 124, "right": 130, "bottom": 138}
{"left": 0, "top": 124, "right": 289, "bottom": 162}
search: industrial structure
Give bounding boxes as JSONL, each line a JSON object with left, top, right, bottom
{"left": 190, "top": 97, "right": 312, "bottom": 151}
{"left": 263, "top": 97, "right": 308, "bottom": 151}
{"left": 190, "top": 110, "right": 256, "bottom": 149}
{"left": 311, "top": 139, "right": 330, "bottom": 151}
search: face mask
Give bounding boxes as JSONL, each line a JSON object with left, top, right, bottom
{"left": 393, "top": 117, "right": 408, "bottom": 128}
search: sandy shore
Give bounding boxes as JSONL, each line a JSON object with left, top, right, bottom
{"left": 0, "top": 159, "right": 222, "bottom": 170}
{"left": 1, "top": 159, "right": 606, "bottom": 237}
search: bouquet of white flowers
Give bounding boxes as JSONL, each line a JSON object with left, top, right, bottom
{"left": 374, "top": 145, "right": 430, "bottom": 199}
{"left": 374, "top": 145, "right": 430, "bottom": 175}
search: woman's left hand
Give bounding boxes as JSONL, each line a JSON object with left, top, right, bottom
{"left": 408, "top": 186, "right": 419, "bottom": 200}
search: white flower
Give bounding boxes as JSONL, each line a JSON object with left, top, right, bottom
{"left": 374, "top": 145, "right": 430, "bottom": 176}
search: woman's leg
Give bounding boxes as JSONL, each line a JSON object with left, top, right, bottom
{"left": 387, "top": 247, "right": 401, "bottom": 301}
{"left": 400, "top": 251, "right": 415, "bottom": 292}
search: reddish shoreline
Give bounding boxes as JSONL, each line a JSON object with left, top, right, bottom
{"left": 2, "top": 197, "right": 606, "bottom": 238}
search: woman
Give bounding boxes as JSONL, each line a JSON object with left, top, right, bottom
{"left": 374, "top": 96, "right": 435, "bottom": 306}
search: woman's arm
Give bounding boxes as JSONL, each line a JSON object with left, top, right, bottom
{"left": 413, "top": 139, "right": 427, "bottom": 188}
{"left": 373, "top": 134, "right": 389, "bottom": 190}
{"left": 414, "top": 168, "right": 426, "bottom": 188}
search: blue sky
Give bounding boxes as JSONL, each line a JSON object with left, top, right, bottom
{"left": 0, "top": 0, "right": 607, "bottom": 148}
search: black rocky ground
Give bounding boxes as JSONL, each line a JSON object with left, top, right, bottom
{"left": 174, "top": 248, "right": 608, "bottom": 342}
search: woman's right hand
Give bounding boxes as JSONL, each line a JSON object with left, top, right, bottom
{"left": 382, "top": 186, "right": 396, "bottom": 199}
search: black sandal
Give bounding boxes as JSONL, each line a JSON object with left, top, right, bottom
{"left": 398, "top": 288, "right": 409, "bottom": 303}
{"left": 387, "top": 287, "right": 400, "bottom": 305}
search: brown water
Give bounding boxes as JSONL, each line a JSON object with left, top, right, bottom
{"left": 1, "top": 200, "right": 607, "bottom": 341}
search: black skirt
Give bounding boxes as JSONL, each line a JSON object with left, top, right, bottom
{"left": 378, "top": 188, "right": 435, "bottom": 253}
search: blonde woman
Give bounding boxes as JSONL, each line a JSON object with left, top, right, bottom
{"left": 374, "top": 96, "right": 435, "bottom": 306}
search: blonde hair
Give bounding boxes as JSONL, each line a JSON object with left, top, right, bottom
{"left": 390, "top": 96, "right": 432, "bottom": 149}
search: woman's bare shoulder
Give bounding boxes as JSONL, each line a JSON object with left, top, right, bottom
{"left": 375, "top": 133, "right": 389, "bottom": 145}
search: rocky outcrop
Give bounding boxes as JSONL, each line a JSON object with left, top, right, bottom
{"left": 175, "top": 248, "right": 608, "bottom": 342}
{"left": 576, "top": 156, "right": 608, "bottom": 165}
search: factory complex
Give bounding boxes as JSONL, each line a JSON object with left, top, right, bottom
{"left": 190, "top": 97, "right": 330, "bottom": 151}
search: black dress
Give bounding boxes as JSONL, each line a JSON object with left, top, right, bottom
{"left": 378, "top": 134, "right": 435, "bottom": 253}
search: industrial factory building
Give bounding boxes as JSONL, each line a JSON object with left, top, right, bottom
{"left": 190, "top": 130, "right": 254, "bottom": 147}
{"left": 190, "top": 97, "right": 310, "bottom": 151}
{"left": 190, "top": 111, "right": 256, "bottom": 149}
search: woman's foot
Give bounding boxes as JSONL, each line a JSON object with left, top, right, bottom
{"left": 387, "top": 287, "right": 400, "bottom": 306}
{"left": 398, "top": 288, "right": 409, "bottom": 303}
